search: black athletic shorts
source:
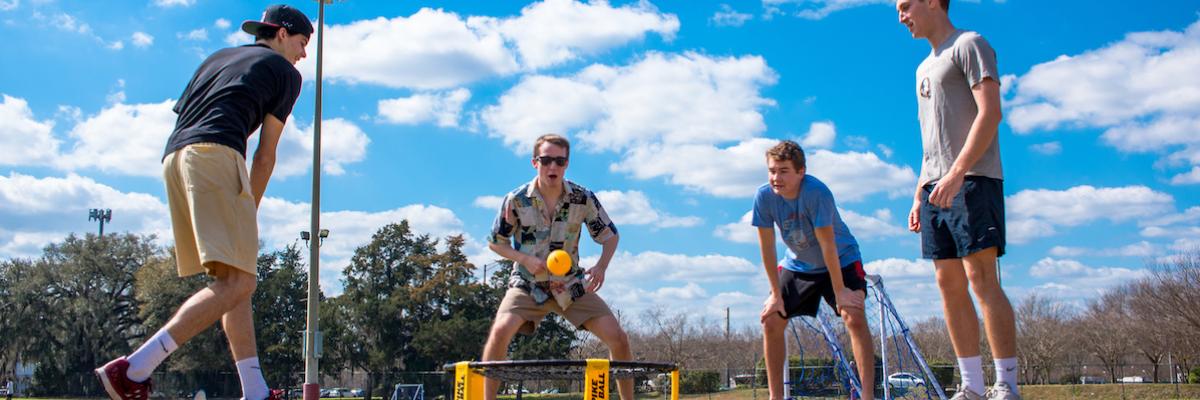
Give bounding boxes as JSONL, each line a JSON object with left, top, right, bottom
{"left": 779, "top": 261, "right": 867, "bottom": 318}
{"left": 920, "top": 176, "right": 1006, "bottom": 260}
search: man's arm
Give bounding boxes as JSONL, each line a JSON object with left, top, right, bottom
{"left": 487, "top": 241, "right": 545, "bottom": 276}
{"left": 585, "top": 233, "right": 619, "bottom": 292}
{"left": 757, "top": 227, "right": 785, "bottom": 322}
{"left": 928, "top": 78, "right": 1002, "bottom": 208}
{"left": 814, "top": 226, "right": 863, "bottom": 311}
{"left": 249, "top": 114, "right": 286, "bottom": 207}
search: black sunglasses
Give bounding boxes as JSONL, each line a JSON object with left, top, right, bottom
{"left": 535, "top": 156, "right": 568, "bottom": 166}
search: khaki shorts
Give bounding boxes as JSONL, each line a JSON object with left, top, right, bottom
{"left": 498, "top": 287, "right": 614, "bottom": 334}
{"left": 163, "top": 143, "right": 258, "bottom": 277}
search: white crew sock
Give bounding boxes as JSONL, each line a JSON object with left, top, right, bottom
{"left": 126, "top": 329, "right": 178, "bottom": 382}
{"left": 957, "top": 356, "right": 985, "bottom": 395}
{"left": 994, "top": 357, "right": 1019, "bottom": 394}
{"left": 237, "top": 357, "right": 269, "bottom": 400}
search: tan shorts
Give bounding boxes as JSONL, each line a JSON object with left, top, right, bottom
{"left": 163, "top": 143, "right": 258, "bottom": 277}
{"left": 498, "top": 287, "right": 614, "bottom": 335}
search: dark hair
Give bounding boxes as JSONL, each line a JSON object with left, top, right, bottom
{"left": 766, "top": 140, "right": 805, "bottom": 171}
{"left": 254, "top": 26, "right": 283, "bottom": 42}
{"left": 254, "top": 26, "right": 308, "bottom": 42}
{"left": 533, "top": 134, "right": 570, "bottom": 158}
{"left": 938, "top": 0, "right": 950, "bottom": 12}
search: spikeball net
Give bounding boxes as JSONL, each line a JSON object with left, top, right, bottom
{"left": 444, "top": 359, "right": 679, "bottom": 400}
{"left": 784, "top": 274, "right": 949, "bottom": 400}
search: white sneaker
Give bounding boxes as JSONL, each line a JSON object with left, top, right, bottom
{"left": 985, "top": 382, "right": 1022, "bottom": 400}
{"left": 949, "top": 384, "right": 985, "bottom": 400}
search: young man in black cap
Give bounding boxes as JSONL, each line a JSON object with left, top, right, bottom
{"left": 94, "top": 5, "right": 311, "bottom": 400}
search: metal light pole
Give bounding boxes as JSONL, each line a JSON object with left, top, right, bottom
{"left": 88, "top": 208, "right": 112, "bottom": 236}
{"left": 303, "top": 2, "right": 332, "bottom": 400}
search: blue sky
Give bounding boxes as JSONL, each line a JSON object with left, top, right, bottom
{"left": 2, "top": 0, "right": 1198, "bottom": 329}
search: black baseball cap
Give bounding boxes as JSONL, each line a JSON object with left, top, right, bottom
{"left": 241, "top": 4, "right": 314, "bottom": 37}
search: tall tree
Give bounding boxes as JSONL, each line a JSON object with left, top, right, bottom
{"left": 253, "top": 245, "right": 310, "bottom": 389}
{"left": 33, "top": 234, "right": 160, "bottom": 395}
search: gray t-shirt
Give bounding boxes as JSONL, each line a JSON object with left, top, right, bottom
{"left": 916, "top": 29, "right": 1003, "bottom": 186}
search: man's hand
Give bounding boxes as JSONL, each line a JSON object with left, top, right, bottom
{"left": 585, "top": 264, "right": 607, "bottom": 293}
{"left": 521, "top": 254, "right": 547, "bottom": 276}
{"left": 928, "top": 172, "right": 964, "bottom": 209}
{"left": 834, "top": 287, "right": 865, "bottom": 314}
{"left": 908, "top": 198, "right": 922, "bottom": 233}
{"left": 761, "top": 294, "right": 786, "bottom": 323}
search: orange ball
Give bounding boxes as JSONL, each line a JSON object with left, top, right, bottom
{"left": 546, "top": 250, "right": 572, "bottom": 276}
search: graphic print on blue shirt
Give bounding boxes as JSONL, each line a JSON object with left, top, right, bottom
{"left": 751, "top": 175, "right": 861, "bottom": 273}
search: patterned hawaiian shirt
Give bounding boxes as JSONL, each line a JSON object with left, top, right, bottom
{"left": 489, "top": 178, "right": 618, "bottom": 307}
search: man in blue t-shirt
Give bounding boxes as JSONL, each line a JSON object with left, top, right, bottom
{"left": 753, "top": 140, "right": 875, "bottom": 400}
{"left": 95, "top": 5, "right": 310, "bottom": 400}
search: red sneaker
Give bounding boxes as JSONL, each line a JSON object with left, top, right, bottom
{"left": 266, "top": 389, "right": 286, "bottom": 400}
{"left": 94, "top": 357, "right": 152, "bottom": 400}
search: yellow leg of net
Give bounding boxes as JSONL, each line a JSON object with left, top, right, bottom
{"left": 454, "top": 361, "right": 484, "bottom": 400}
{"left": 584, "top": 359, "right": 611, "bottom": 400}
{"left": 670, "top": 369, "right": 680, "bottom": 400}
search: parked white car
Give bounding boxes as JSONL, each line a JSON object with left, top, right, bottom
{"left": 887, "top": 372, "right": 926, "bottom": 390}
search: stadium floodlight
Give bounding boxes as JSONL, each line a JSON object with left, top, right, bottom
{"left": 88, "top": 208, "right": 113, "bottom": 236}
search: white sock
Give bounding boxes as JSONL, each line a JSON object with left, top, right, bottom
{"left": 126, "top": 329, "right": 178, "bottom": 382}
{"left": 236, "top": 357, "right": 269, "bottom": 400}
{"left": 957, "top": 356, "right": 985, "bottom": 395}
{"left": 995, "top": 357, "right": 1019, "bottom": 393}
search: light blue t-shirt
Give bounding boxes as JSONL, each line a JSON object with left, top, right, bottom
{"left": 751, "top": 175, "right": 861, "bottom": 273}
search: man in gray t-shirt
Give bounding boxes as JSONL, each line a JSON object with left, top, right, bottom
{"left": 897, "top": 0, "right": 1021, "bottom": 399}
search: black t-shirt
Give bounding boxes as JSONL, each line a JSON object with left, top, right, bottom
{"left": 163, "top": 44, "right": 302, "bottom": 159}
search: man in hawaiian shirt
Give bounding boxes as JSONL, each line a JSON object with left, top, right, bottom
{"left": 483, "top": 133, "right": 633, "bottom": 400}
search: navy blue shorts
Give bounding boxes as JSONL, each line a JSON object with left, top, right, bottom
{"left": 778, "top": 261, "right": 867, "bottom": 318}
{"left": 919, "top": 176, "right": 1006, "bottom": 260}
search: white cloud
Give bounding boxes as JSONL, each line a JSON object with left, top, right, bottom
{"left": 257, "top": 197, "right": 489, "bottom": 294}
{"left": 58, "top": 100, "right": 177, "bottom": 177}
{"left": 225, "top": 30, "right": 251, "bottom": 47}
{"left": 178, "top": 28, "right": 207, "bottom": 41}
{"left": 1049, "top": 241, "right": 1157, "bottom": 258}
{"left": 486, "top": 52, "right": 777, "bottom": 154}
{"left": 0, "top": 173, "right": 170, "bottom": 260}
{"left": 806, "top": 149, "right": 917, "bottom": 201}
{"left": 0, "top": 0, "right": 16, "bottom": 11}
{"left": 616, "top": 138, "right": 775, "bottom": 198}
{"left": 494, "top": 0, "right": 679, "bottom": 70}
{"left": 863, "top": 257, "right": 942, "bottom": 320}
{"left": 1029, "top": 141, "right": 1061, "bottom": 155}
{"left": 1007, "top": 185, "right": 1175, "bottom": 243}
{"left": 1170, "top": 166, "right": 1200, "bottom": 185}
{"left": 131, "top": 31, "right": 153, "bottom": 48}
{"left": 864, "top": 257, "right": 930, "bottom": 279}
{"left": 840, "top": 208, "right": 905, "bottom": 240}
{"left": 714, "top": 211, "right": 756, "bottom": 244}
{"left": 214, "top": 19, "right": 230, "bottom": 29}
{"left": 473, "top": 195, "right": 504, "bottom": 210}
{"left": 154, "top": 0, "right": 194, "bottom": 7}
{"left": 584, "top": 250, "right": 764, "bottom": 324}
{"left": 293, "top": 8, "right": 516, "bottom": 89}
{"left": 711, "top": 4, "right": 753, "bottom": 27}
{"left": 1023, "top": 258, "right": 1148, "bottom": 304}
{"left": 763, "top": 0, "right": 892, "bottom": 20}
{"left": 586, "top": 250, "right": 758, "bottom": 284}
{"left": 377, "top": 88, "right": 471, "bottom": 128}
{"left": 0, "top": 94, "right": 59, "bottom": 167}
{"left": 481, "top": 75, "right": 606, "bottom": 151}
{"left": 800, "top": 121, "right": 836, "bottom": 149}
{"left": 267, "top": 118, "right": 371, "bottom": 179}
{"left": 594, "top": 190, "right": 702, "bottom": 228}
{"left": 1006, "top": 18, "right": 1200, "bottom": 184}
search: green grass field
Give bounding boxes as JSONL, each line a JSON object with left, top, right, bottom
{"left": 19, "top": 384, "right": 1200, "bottom": 400}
